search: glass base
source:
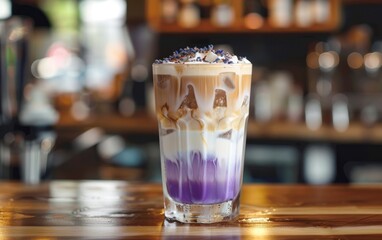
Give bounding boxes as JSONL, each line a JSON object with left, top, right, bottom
{"left": 164, "top": 195, "right": 240, "bottom": 223}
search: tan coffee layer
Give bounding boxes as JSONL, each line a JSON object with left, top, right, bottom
{"left": 153, "top": 65, "right": 252, "bottom": 131}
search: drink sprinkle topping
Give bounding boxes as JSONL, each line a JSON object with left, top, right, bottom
{"left": 154, "top": 45, "right": 250, "bottom": 64}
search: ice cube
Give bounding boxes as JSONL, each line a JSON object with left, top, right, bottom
{"left": 231, "top": 55, "right": 238, "bottom": 64}
{"left": 213, "top": 106, "right": 226, "bottom": 120}
{"left": 204, "top": 51, "right": 218, "bottom": 62}
{"left": 242, "top": 95, "right": 249, "bottom": 107}
{"left": 161, "top": 103, "right": 181, "bottom": 121}
{"left": 194, "top": 52, "right": 204, "bottom": 61}
{"left": 179, "top": 85, "right": 198, "bottom": 110}
{"left": 157, "top": 75, "right": 171, "bottom": 89}
{"left": 161, "top": 103, "right": 169, "bottom": 116}
{"left": 159, "top": 128, "right": 175, "bottom": 136}
{"left": 213, "top": 89, "right": 227, "bottom": 108}
{"left": 218, "top": 129, "right": 232, "bottom": 139}
{"left": 219, "top": 72, "right": 236, "bottom": 90}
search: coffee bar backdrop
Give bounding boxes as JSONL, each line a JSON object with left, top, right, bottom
{"left": 2, "top": 0, "right": 382, "bottom": 184}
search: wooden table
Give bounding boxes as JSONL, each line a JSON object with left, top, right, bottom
{"left": 0, "top": 181, "right": 381, "bottom": 239}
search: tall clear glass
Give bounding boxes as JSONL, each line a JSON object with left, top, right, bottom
{"left": 153, "top": 63, "right": 252, "bottom": 223}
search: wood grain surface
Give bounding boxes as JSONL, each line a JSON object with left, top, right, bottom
{"left": 0, "top": 181, "right": 381, "bottom": 239}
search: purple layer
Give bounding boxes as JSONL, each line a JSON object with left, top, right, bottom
{"left": 164, "top": 151, "right": 242, "bottom": 204}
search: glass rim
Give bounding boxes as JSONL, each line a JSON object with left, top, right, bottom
{"left": 152, "top": 63, "right": 252, "bottom": 66}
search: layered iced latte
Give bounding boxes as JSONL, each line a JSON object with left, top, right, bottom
{"left": 153, "top": 45, "right": 252, "bottom": 223}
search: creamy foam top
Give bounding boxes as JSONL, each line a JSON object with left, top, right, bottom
{"left": 153, "top": 63, "right": 252, "bottom": 76}
{"left": 154, "top": 45, "right": 251, "bottom": 64}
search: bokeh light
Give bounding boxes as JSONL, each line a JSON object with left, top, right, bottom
{"left": 347, "top": 52, "right": 363, "bottom": 69}
{"left": 244, "top": 13, "right": 264, "bottom": 30}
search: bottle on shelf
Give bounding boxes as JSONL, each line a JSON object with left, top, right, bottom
{"left": 211, "top": 0, "right": 234, "bottom": 27}
{"left": 267, "top": 0, "right": 293, "bottom": 27}
{"left": 295, "top": 0, "right": 314, "bottom": 27}
{"left": 161, "top": 0, "right": 179, "bottom": 24}
{"left": 313, "top": 0, "right": 330, "bottom": 24}
{"left": 177, "top": 0, "right": 201, "bottom": 28}
{"left": 331, "top": 94, "right": 349, "bottom": 132}
{"left": 305, "top": 94, "right": 323, "bottom": 131}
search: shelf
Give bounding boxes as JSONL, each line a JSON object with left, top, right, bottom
{"left": 149, "top": 21, "right": 339, "bottom": 34}
{"left": 56, "top": 111, "right": 158, "bottom": 135}
{"left": 56, "top": 111, "right": 382, "bottom": 143}
{"left": 343, "top": 0, "right": 382, "bottom": 4}
{"left": 146, "top": 0, "right": 341, "bottom": 34}
{"left": 247, "top": 121, "right": 382, "bottom": 143}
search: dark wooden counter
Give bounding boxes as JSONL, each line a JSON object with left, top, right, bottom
{"left": 0, "top": 181, "right": 382, "bottom": 239}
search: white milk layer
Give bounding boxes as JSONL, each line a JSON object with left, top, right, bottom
{"left": 160, "top": 128, "right": 246, "bottom": 177}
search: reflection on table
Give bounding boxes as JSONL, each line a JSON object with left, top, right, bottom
{"left": 0, "top": 181, "right": 381, "bottom": 239}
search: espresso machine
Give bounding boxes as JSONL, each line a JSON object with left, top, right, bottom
{"left": 0, "top": 17, "right": 57, "bottom": 184}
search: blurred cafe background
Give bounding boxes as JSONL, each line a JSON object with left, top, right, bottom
{"left": 1, "top": 0, "right": 382, "bottom": 184}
